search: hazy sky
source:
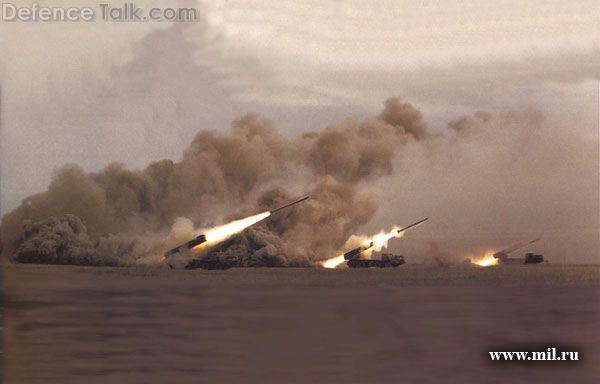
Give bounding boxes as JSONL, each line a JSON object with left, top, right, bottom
{"left": 0, "top": 1, "right": 598, "bottom": 260}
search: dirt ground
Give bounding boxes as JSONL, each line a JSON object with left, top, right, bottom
{"left": 2, "top": 263, "right": 599, "bottom": 383}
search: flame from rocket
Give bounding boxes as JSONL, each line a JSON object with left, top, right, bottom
{"left": 163, "top": 196, "right": 309, "bottom": 260}
{"left": 198, "top": 211, "right": 271, "bottom": 249}
{"left": 473, "top": 251, "right": 499, "bottom": 267}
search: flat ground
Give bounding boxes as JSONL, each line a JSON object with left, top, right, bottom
{"left": 2, "top": 263, "right": 599, "bottom": 383}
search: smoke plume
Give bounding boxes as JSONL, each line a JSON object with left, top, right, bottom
{"left": 1, "top": 98, "right": 427, "bottom": 266}
{"left": 3, "top": 97, "right": 597, "bottom": 266}
{"left": 373, "top": 107, "right": 598, "bottom": 264}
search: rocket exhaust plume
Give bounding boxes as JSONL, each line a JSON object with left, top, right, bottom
{"left": 203, "top": 212, "right": 271, "bottom": 246}
{"left": 164, "top": 196, "right": 309, "bottom": 259}
{"left": 473, "top": 251, "right": 499, "bottom": 267}
{"left": 321, "top": 254, "right": 346, "bottom": 269}
{"left": 320, "top": 218, "right": 428, "bottom": 268}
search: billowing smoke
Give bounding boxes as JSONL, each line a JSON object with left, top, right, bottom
{"left": 3, "top": 97, "right": 597, "bottom": 266}
{"left": 11, "top": 214, "right": 146, "bottom": 266}
{"left": 0, "top": 98, "right": 426, "bottom": 266}
{"left": 373, "top": 107, "right": 599, "bottom": 264}
{"left": 218, "top": 181, "right": 380, "bottom": 266}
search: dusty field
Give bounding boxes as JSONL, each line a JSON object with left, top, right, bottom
{"left": 2, "top": 263, "right": 599, "bottom": 383}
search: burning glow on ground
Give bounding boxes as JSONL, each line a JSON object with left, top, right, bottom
{"left": 191, "top": 211, "right": 271, "bottom": 251}
{"left": 473, "top": 251, "right": 499, "bottom": 267}
{"left": 320, "top": 226, "right": 404, "bottom": 269}
{"left": 320, "top": 254, "right": 346, "bottom": 269}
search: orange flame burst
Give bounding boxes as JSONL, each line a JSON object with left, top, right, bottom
{"left": 320, "top": 254, "right": 345, "bottom": 269}
{"left": 473, "top": 251, "right": 498, "bottom": 267}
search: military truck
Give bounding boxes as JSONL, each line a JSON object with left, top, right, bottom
{"left": 524, "top": 252, "right": 544, "bottom": 264}
{"left": 493, "top": 238, "right": 544, "bottom": 265}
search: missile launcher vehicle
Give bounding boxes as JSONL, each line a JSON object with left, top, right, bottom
{"left": 343, "top": 242, "right": 374, "bottom": 260}
{"left": 166, "top": 195, "right": 309, "bottom": 270}
{"left": 524, "top": 252, "right": 544, "bottom": 264}
{"left": 185, "top": 255, "right": 234, "bottom": 270}
{"left": 347, "top": 253, "right": 405, "bottom": 268}
{"left": 164, "top": 234, "right": 207, "bottom": 259}
{"left": 342, "top": 218, "right": 427, "bottom": 268}
{"left": 493, "top": 238, "right": 543, "bottom": 265}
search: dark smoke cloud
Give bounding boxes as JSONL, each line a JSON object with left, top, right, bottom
{"left": 1, "top": 98, "right": 424, "bottom": 266}
{"left": 12, "top": 214, "right": 144, "bottom": 266}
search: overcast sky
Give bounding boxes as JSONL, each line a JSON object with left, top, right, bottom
{"left": 0, "top": 1, "right": 598, "bottom": 260}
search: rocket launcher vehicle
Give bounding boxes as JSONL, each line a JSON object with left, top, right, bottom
{"left": 343, "top": 217, "right": 428, "bottom": 260}
{"left": 492, "top": 237, "right": 543, "bottom": 264}
{"left": 493, "top": 238, "right": 540, "bottom": 261}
